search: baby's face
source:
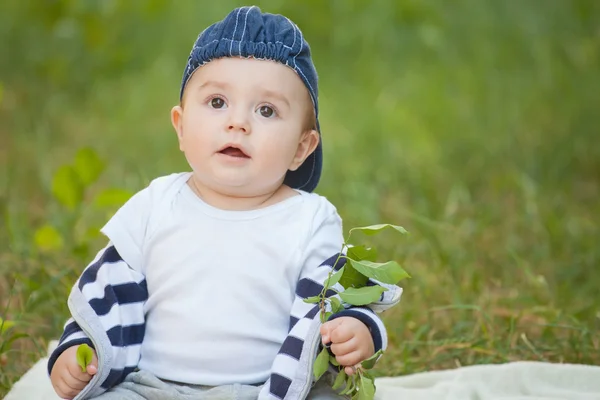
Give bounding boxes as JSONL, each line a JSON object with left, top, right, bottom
{"left": 172, "top": 57, "right": 316, "bottom": 197}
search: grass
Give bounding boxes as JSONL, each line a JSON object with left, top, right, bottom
{"left": 1, "top": 0, "right": 599, "bottom": 396}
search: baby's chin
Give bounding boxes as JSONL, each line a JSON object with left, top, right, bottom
{"left": 197, "top": 174, "right": 283, "bottom": 198}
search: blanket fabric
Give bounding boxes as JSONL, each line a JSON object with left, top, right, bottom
{"left": 7, "top": 342, "right": 600, "bottom": 400}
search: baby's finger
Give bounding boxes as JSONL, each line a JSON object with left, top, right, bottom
{"left": 86, "top": 363, "right": 97, "bottom": 375}
{"left": 86, "top": 351, "right": 99, "bottom": 375}
{"left": 330, "top": 338, "right": 357, "bottom": 357}
{"left": 329, "top": 323, "right": 353, "bottom": 343}
{"left": 51, "top": 380, "right": 68, "bottom": 399}
{"left": 320, "top": 319, "right": 343, "bottom": 344}
{"left": 55, "top": 377, "right": 81, "bottom": 399}
{"left": 345, "top": 364, "right": 362, "bottom": 376}
{"left": 66, "top": 359, "right": 93, "bottom": 382}
{"left": 63, "top": 371, "right": 89, "bottom": 391}
{"left": 335, "top": 350, "right": 362, "bottom": 368}
{"left": 63, "top": 372, "right": 89, "bottom": 389}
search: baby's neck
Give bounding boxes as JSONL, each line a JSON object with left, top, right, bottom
{"left": 187, "top": 176, "right": 297, "bottom": 211}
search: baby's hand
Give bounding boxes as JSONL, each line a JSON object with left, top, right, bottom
{"left": 320, "top": 317, "right": 375, "bottom": 376}
{"left": 50, "top": 344, "right": 98, "bottom": 399}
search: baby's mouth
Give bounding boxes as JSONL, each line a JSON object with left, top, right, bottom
{"left": 219, "top": 146, "right": 250, "bottom": 158}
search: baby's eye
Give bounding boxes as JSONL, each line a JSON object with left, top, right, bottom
{"left": 209, "top": 97, "right": 226, "bottom": 109}
{"left": 257, "top": 105, "right": 276, "bottom": 118}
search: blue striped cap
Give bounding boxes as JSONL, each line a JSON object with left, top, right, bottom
{"left": 179, "top": 6, "right": 322, "bottom": 193}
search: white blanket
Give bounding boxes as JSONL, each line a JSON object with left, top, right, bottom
{"left": 374, "top": 362, "right": 600, "bottom": 400}
{"left": 6, "top": 342, "right": 600, "bottom": 400}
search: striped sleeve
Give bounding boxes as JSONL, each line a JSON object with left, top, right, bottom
{"left": 47, "top": 242, "right": 148, "bottom": 390}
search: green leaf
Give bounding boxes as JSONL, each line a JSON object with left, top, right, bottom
{"left": 338, "top": 264, "right": 369, "bottom": 289}
{"left": 357, "top": 372, "right": 376, "bottom": 400}
{"left": 329, "top": 355, "right": 340, "bottom": 367}
{"left": 346, "top": 245, "right": 377, "bottom": 262}
{"left": 341, "top": 375, "right": 356, "bottom": 395}
{"left": 74, "top": 147, "right": 105, "bottom": 186}
{"left": 34, "top": 224, "right": 64, "bottom": 251}
{"left": 325, "top": 267, "right": 344, "bottom": 288}
{"left": 349, "top": 259, "right": 410, "bottom": 285}
{"left": 332, "top": 369, "right": 347, "bottom": 391}
{"left": 0, "top": 317, "right": 15, "bottom": 335}
{"left": 329, "top": 297, "right": 344, "bottom": 313}
{"left": 360, "top": 349, "right": 383, "bottom": 369}
{"left": 313, "top": 346, "right": 330, "bottom": 381}
{"left": 304, "top": 295, "right": 320, "bottom": 304}
{"left": 0, "top": 81, "right": 3, "bottom": 104}
{"left": 361, "top": 370, "right": 375, "bottom": 380}
{"left": 349, "top": 223, "right": 408, "bottom": 237}
{"left": 76, "top": 344, "right": 94, "bottom": 373}
{"left": 52, "top": 165, "right": 84, "bottom": 210}
{"left": 93, "top": 188, "right": 133, "bottom": 208}
{"left": 339, "top": 286, "right": 387, "bottom": 306}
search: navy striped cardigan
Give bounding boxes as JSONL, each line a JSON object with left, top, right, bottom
{"left": 48, "top": 245, "right": 402, "bottom": 399}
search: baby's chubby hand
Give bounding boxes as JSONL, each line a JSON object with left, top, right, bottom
{"left": 50, "top": 344, "right": 98, "bottom": 399}
{"left": 320, "top": 316, "right": 374, "bottom": 376}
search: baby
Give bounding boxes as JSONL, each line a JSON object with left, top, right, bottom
{"left": 48, "top": 6, "right": 401, "bottom": 400}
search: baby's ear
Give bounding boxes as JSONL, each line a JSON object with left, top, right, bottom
{"left": 171, "top": 105, "right": 185, "bottom": 151}
{"left": 290, "top": 129, "right": 319, "bottom": 171}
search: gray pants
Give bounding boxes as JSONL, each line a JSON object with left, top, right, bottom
{"left": 92, "top": 370, "right": 347, "bottom": 400}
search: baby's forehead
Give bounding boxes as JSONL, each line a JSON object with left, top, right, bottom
{"left": 187, "top": 57, "right": 311, "bottom": 103}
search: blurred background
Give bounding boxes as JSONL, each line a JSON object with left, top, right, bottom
{"left": 1, "top": 0, "right": 599, "bottom": 395}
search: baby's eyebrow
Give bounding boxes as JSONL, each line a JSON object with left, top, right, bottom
{"left": 259, "top": 89, "right": 290, "bottom": 108}
{"left": 197, "top": 80, "right": 231, "bottom": 91}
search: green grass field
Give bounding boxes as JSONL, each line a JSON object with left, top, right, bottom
{"left": 1, "top": 0, "right": 599, "bottom": 396}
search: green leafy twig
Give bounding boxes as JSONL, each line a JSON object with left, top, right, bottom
{"left": 306, "top": 224, "right": 409, "bottom": 399}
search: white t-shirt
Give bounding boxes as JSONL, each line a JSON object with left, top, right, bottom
{"left": 101, "top": 172, "right": 343, "bottom": 386}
